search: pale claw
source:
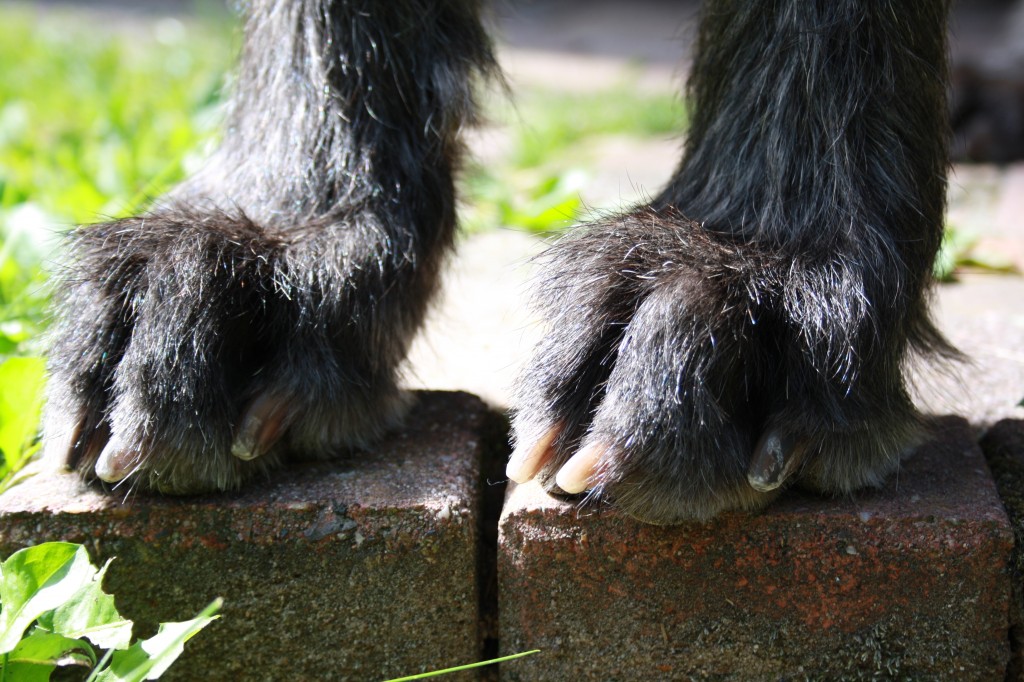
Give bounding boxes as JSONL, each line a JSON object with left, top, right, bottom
{"left": 507, "top": 424, "right": 561, "bottom": 483}
{"left": 555, "top": 441, "right": 605, "bottom": 494}
{"left": 94, "top": 438, "right": 137, "bottom": 483}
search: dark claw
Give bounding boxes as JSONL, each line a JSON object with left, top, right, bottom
{"left": 747, "top": 428, "right": 809, "bottom": 493}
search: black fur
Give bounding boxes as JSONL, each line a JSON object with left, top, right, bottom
{"left": 512, "top": 0, "right": 957, "bottom": 523}
{"left": 46, "top": 0, "right": 956, "bottom": 525}
{"left": 44, "top": 0, "right": 496, "bottom": 493}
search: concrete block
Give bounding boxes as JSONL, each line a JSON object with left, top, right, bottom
{"left": 981, "top": 418, "right": 1024, "bottom": 681}
{"left": 0, "top": 391, "right": 505, "bottom": 682}
{"left": 499, "top": 416, "right": 1014, "bottom": 680}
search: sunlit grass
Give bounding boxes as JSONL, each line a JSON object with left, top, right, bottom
{"left": 0, "top": 7, "right": 234, "bottom": 225}
{"left": 461, "top": 85, "right": 686, "bottom": 234}
{"left": 0, "top": 5, "right": 234, "bottom": 483}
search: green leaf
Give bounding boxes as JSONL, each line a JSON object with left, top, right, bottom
{"left": 933, "top": 241, "right": 958, "bottom": 282}
{"left": 8, "top": 630, "right": 95, "bottom": 668}
{"left": 0, "top": 356, "right": 46, "bottom": 469}
{"left": 934, "top": 225, "right": 1022, "bottom": 282}
{"left": 505, "top": 194, "right": 582, "bottom": 232}
{"left": 496, "top": 169, "right": 587, "bottom": 233}
{"left": 0, "top": 661, "right": 54, "bottom": 682}
{"left": 92, "top": 599, "right": 220, "bottom": 682}
{"left": 0, "top": 543, "right": 97, "bottom": 654}
{"left": 40, "top": 561, "right": 133, "bottom": 651}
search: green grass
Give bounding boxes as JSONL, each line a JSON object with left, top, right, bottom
{"left": 0, "top": 9, "right": 233, "bottom": 225}
{"left": 461, "top": 85, "right": 686, "bottom": 234}
{"left": 0, "top": 6, "right": 234, "bottom": 486}
{"left": 499, "top": 86, "right": 685, "bottom": 167}
{"left": 0, "top": 5, "right": 235, "bottom": 357}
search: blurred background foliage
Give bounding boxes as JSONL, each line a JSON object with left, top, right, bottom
{"left": 0, "top": 4, "right": 234, "bottom": 487}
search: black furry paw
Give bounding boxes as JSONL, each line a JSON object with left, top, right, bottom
{"left": 43, "top": 205, "right": 416, "bottom": 494}
{"left": 509, "top": 208, "right": 926, "bottom": 524}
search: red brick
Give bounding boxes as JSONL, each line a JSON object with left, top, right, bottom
{"left": 499, "top": 416, "right": 1014, "bottom": 680}
{"left": 0, "top": 391, "right": 502, "bottom": 681}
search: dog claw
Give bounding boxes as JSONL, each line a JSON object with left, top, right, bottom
{"left": 231, "top": 393, "right": 292, "bottom": 461}
{"left": 507, "top": 424, "right": 561, "bottom": 483}
{"left": 555, "top": 441, "right": 606, "bottom": 494}
{"left": 94, "top": 439, "right": 137, "bottom": 483}
{"left": 747, "top": 428, "right": 808, "bottom": 492}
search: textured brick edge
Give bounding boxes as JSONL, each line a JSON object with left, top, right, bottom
{"left": 981, "top": 418, "right": 1024, "bottom": 681}
{"left": 498, "top": 416, "right": 1015, "bottom": 680}
{"left": 0, "top": 391, "right": 509, "bottom": 681}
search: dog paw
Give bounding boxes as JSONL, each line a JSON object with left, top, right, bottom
{"left": 510, "top": 207, "right": 924, "bottom": 523}
{"left": 44, "top": 205, "right": 416, "bottom": 493}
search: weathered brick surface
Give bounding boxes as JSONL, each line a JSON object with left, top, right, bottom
{"left": 499, "top": 416, "right": 1014, "bottom": 680}
{"left": 0, "top": 391, "right": 503, "bottom": 681}
{"left": 981, "top": 419, "right": 1024, "bottom": 681}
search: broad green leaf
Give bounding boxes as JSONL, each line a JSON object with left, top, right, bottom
{"left": 40, "top": 561, "right": 133, "bottom": 651}
{"left": 0, "top": 543, "right": 97, "bottom": 654}
{"left": 92, "top": 599, "right": 220, "bottom": 682}
{"left": 0, "top": 661, "right": 54, "bottom": 682}
{"left": 0, "top": 356, "right": 46, "bottom": 468}
{"left": 7, "top": 630, "right": 95, "bottom": 668}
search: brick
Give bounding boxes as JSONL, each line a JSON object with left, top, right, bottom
{"left": 980, "top": 419, "right": 1024, "bottom": 681}
{"left": 498, "top": 416, "right": 1014, "bottom": 680}
{"left": 0, "top": 391, "right": 504, "bottom": 681}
